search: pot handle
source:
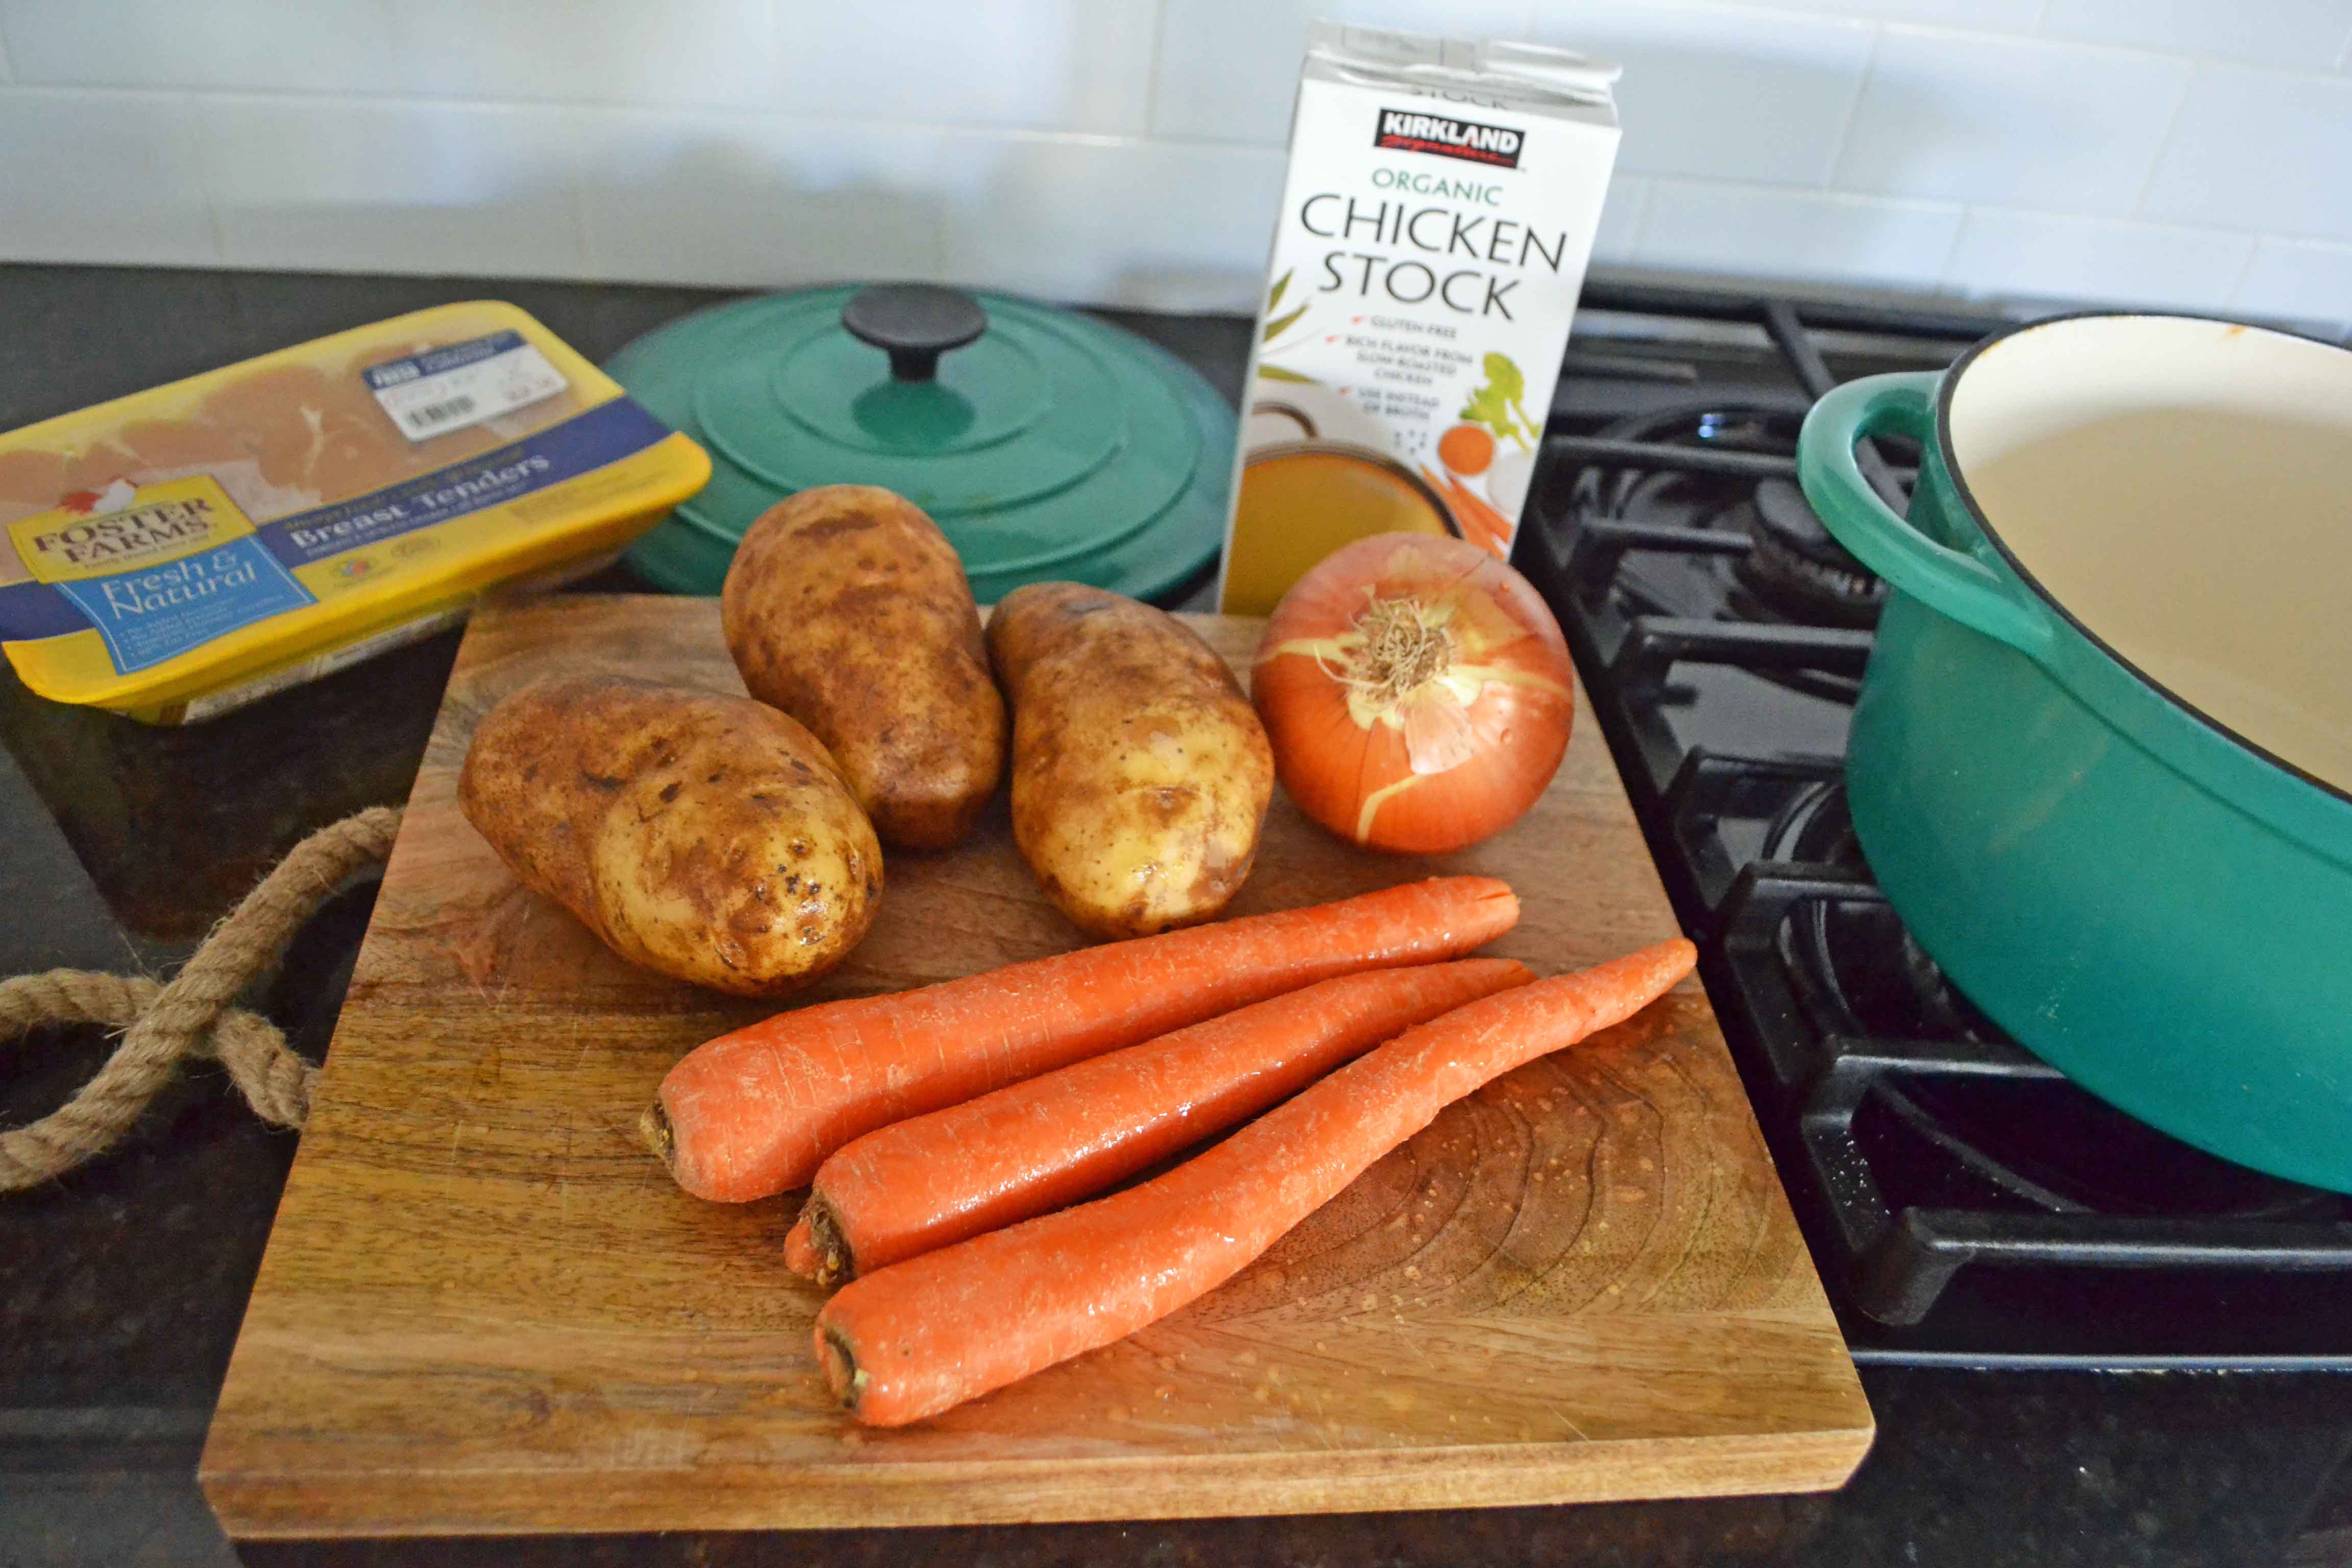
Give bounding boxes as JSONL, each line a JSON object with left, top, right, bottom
{"left": 1796, "top": 371, "right": 2053, "bottom": 659}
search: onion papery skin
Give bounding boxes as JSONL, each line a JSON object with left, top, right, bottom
{"left": 1252, "top": 533, "right": 1576, "bottom": 854}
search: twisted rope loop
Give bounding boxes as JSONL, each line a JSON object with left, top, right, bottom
{"left": 0, "top": 805, "right": 401, "bottom": 1191}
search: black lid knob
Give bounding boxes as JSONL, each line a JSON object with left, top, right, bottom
{"left": 841, "top": 284, "right": 988, "bottom": 382}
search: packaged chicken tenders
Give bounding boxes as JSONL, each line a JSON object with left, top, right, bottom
{"left": 1218, "top": 24, "right": 1621, "bottom": 614}
{"left": 0, "top": 303, "right": 707, "bottom": 722}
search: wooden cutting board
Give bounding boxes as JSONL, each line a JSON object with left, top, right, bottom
{"left": 200, "top": 594, "right": 1871, "bottom": 1538}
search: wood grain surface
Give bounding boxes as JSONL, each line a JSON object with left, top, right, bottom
{"left": 198, "top": 594, "right": 1872, "bottom": 1538}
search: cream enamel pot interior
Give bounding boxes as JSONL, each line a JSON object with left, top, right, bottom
{"left": 1796, "top": 313, "right": 2352, "bottom": 1193}
{"left": 1955, "top": 317, "right": 2352, "bottom": 789}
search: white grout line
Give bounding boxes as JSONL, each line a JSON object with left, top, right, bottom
{"left": 1618, "top": 176, "right": 1657, "bottom": 260}
{"left": 1636, "top": 172, "right": 1965, "bottom": 211}
{"left": 1673, "top": 0, "right": 2042, "bottom": 42}
{"left": 2126, "top": 58, "right": 2199, "bottom": 220}
{"left": 2270, "top": 234, "right": 2352, "bottom": 256}
{"left": 1816, "top": 21, "right": 1881, "bottom": 190}
{"left": 2215, "top": 231, "right": 2260, "bottom": 307}
{"left": 3, "top": 38, "right": 2350, "bottom": 119}
{"left": 2220, "top": 233, "right": 2263, "bottom": 308}
{"left": 1141, "top": 0, "right": 1169, "bottom": 139}
{"left": 0, "top": 77, "right": 1179, "bottom": 142}
{"left": 1867, "top": 18, "right": 2352, "bottom": 84}
{"left": 1954, "top": 203, "right": 2275, "bottom": 241}
{"left": 180, "top": 88, "right": 233, "bottom": 267}
{"left": 1929, "top": 203, "right": 1970, "bottom": 291}
{"left": 2336, "top": 19, "right": 2352, "bottom": 72}
{"left": 0, "top": 74, "right": 1306, "bottom": 168}
{"left": 0, "top": 79, "right": 1247, "bottom": 160}
{"left": 567, "top": 168, "right": 596, "bottom": 284}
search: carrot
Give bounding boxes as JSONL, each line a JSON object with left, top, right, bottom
{"left": 648, "top": 877, "right": 1521, "bottom": 1202}
{"left": 814, "top": 937, "right": 1696, "bottom": 1426}
{"left": 784, "top": 956, "right": 1535, "bottom": 1284}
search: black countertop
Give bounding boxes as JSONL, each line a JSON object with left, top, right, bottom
{"left": 2, "top": 264, "right": 2347, "bottom": 1568}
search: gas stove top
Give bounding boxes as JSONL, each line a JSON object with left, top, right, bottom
{"left": 1518, "top": 279, "right": 2352, "bottom": 1369}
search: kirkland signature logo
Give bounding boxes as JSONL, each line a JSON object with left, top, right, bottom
{"left": 1373, "top": 108, "right": 1524, "bottom": 168}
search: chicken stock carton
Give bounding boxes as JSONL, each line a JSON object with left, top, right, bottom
{"left": 1218, "top": 24, "right": 1621, "bottom": 615}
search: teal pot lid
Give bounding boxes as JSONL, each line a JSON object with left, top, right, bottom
{"left": 608, "top": 284, "right": 1235, "bottom": 603}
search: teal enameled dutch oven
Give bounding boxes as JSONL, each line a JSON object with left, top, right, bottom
{"left": 1795, "top": 313, "right": 2352, "bottom": 1193}
{"left": 607, "top": 284, "right": 1234, "bottom": 605}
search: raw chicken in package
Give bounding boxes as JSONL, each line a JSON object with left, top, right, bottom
{"left": 1219, "top": 23, "right": 1621, "bottom": 614}
{"left": 0, "top": 302, "right": 707, "bottom": 723}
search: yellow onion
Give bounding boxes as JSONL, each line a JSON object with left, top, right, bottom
{"left": 1254, "top": 533, "right": 1576, "bottom": 853}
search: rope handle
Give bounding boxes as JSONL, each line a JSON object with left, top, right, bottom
{"left": 0, "top": 805, "right": 402, "bottom": 1191}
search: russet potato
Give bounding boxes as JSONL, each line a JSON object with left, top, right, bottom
{"left": 722, "top": 485, "right": 1005, "bottom": 850}
{"left": 458, "top": 675, "right": 881, "bottom": 996}
{"left": 987, "top": 583, "right": 1273, "bottom": 939}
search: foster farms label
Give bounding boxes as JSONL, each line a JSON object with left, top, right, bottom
{"left": 6, "top": 476, "right": 315, "bottom": 674}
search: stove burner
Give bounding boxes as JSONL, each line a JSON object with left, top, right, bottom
{"left": 1736, "top": 478, "right": 1886, "bottom": 627}
{"left": 1759, "top": 779, "right": 1997, "bottom": 1044}
{"left": 1762, "top": 779, "right": 2341, "bottom": 1223}
{"left": 1563, "top": 403, "right": 1878, "bottom": 703}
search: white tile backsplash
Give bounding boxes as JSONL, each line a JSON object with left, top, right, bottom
{"left": 1836, "top": 29, "right": 2193, "bottom": 215}
{"left": 198, "top": 99, "right": 584, "bottom": 277}
{"left": 1151, "top": 0, "right": 1536, "bottom": 145}
{"left": 1531, "top": 2, "right": 1875, "bottom": 185}
{"left": 1149, "top": 0, "right": 1302, "bottom": 144}
{"left": 937, "top": 136, "right": 1287, "bottom": 310}
{"left": 2142, "top": 65, "right": 2352, "bottom": 243}
{"left": 3, "top": 0, "right": 2352, "bottom": 331}
{"left": 1941, "top": 209, "right": 2253, "bottom": 311}
{"left": 1637, "top": 181, "right": 1964, "bottom": 289}
{"left": 2041, "top": 0, "right": 2352, "bottom": 70}
{"left": 0, "top": 0, "right": 1160, "bottom": 122}
{"left": 0, "top": 89, "right": 218, "bottom": 265}
{"left": 0, "top": 0, "right": 781, "bottom": 106}
{"left": 575, "top": 110, "right": 948, "bottom": 288}
{"left": 0, "top": 0, "right": 393, "bottom": 91}
{"left": 2233, "top": 237, "right": 2352, "bottom": 331}
{"left": 576, "top": 113, "right": 1286, "bottom": 309}
{"left": 770, "top": 0, "right": 1161, "bottom": 134}
{"left": 1700, "top": 0, "right": 2042, "bottom": 27}
{"left": 387, "top": 0, "right": 783, "bottom": 109}
{"left": 1589, "top": 176, "right": 1652, "bottom": 264}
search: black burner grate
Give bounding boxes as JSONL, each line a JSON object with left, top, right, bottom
{"left": 1518, "top": 280, "right": 2352, "bottom": 1364}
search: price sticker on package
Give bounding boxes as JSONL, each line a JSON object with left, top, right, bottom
{"left": 363, "top": 330, "right": 567, "bottom": 442}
